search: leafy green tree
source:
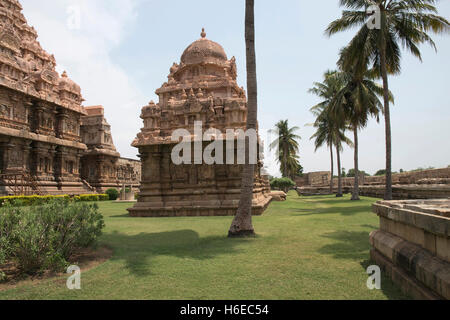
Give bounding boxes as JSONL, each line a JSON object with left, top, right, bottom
{"left": 270, "top": 177, "right": 296, "bottom": 193}
{"left": 106, "top": 188, "right": 119, "bottom": 201}
{"left": 347, "top": 168, "right": 370, "bottom": 177}
{"left": 327, "top": 0, "right": 449, "bottom": 200}
{"left": 375, "top": 169, "right": 386, "bottom": 176}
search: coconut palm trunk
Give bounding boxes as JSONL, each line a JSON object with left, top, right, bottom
{"left": 379, "top": 10, "right": 393, "bottom": 200}
{"left": 329, "top": 145, "right": 334, "bottom": 194}
{"left": 351, "top": 127, "right": 360, "bottom": 201}
{"left": 283, "top": 144, "right": 288, "bottom": 177}
{"left": 336, "top": 145, "right": 343, "bottom": 197}
{"left": 228, "top": 0, "right": 256, "bottom": 237}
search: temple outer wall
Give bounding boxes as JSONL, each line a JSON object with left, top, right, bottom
{"left": 128, "top": 143, "right": 272, "bottom": 217}
{"left": 295, "top": 168, "right": 450, "bottom": 199}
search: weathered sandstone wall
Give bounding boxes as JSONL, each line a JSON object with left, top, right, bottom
{"left": 370, "top": 199, "right": 450, "bottom": 299}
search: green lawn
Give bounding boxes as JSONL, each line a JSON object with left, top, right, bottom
{"left": 0, "top": 192, "right": 409, "bottom": 300}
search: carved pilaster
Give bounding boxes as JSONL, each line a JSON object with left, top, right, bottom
{"left": 22, "top": 141, "right": 32, "bottom": 173}
{"left": 56, "top": 109, "right": 68, "bottom": 138}
{"left": 33, "top": 102, "right": 45, "bottom": 134}
{"left": 54, "top": 147, "right": 67, "bottom": 182}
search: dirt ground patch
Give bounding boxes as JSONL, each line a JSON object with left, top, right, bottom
{"left": 0, "top": 246, "right": 113, "bottom": 291}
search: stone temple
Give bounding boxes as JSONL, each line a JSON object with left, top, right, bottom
{"left": 0, "top": 0, "right": 140, "bottom": 195}
{"left": 128, "top": 29, "right": 271, "bottom": 217}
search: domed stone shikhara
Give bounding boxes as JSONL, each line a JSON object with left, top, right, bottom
{"left": 129, "top": 29, "right": 272, "bottom": 217}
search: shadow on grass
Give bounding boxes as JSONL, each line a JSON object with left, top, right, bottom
{"left": 101, "top": 230, "right": 248, "bottom": 277}
{"left": 360, "top": 259, "right": 410, "bottom": 300}
{"left": 318, "top": 231, "right": 370, "bottom": 259}
{"left": 292, "top": 205, "right": 371, "bottom": 217}
{"left": 318, "top": 230, "right": 410, "bottom": 300}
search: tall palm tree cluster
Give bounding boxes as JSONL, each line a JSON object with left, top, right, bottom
{"left": 309, "top": 0, "right": 448, "bottom": 201}
{"left": 230, "top": 0, "right": 448, "bottom": 236}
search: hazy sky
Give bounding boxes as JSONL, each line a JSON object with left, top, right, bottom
{"left": 20, "top": 0, "right": 450, "bottom": 177}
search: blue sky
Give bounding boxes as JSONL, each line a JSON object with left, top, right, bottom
{"left": 21, "top": 0, "right": 450, "bottom": 177}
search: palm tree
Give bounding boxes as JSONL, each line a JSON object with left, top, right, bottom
{"left": 308, "top": 71, "right": 352, "bottom": 195}
{"left": 229, "top": 0, "right": 257, "bottom": 237}
{"left": 309, "top": 108, "right": 336, "bottom": 194}
{"left": 326, "top": 0, "right": 449, "bottom": 200}
{"left": 269, "top": 120, "right": 301, "bottom": 179}
{"left": 329, "top": 66, "right": 389, "bottom": 200}
{"left": 334, "top": 125, "right": 353, "bottom": 197}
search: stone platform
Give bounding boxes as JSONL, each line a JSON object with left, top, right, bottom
{"left": 370, "top": 199, "right": 450, "bottom": 299}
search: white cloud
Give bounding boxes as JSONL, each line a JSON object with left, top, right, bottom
{"left": 21, "top": 0, "right": 147, "bottom": 159}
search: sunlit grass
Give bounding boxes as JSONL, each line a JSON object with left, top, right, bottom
{"left": 0, "top": 192, "right": 409, "bottom": 300}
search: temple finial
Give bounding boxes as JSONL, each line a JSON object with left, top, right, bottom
{"left": 201, "top": 28, "right": 206, "bottom": 38}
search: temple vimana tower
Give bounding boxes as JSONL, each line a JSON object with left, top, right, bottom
{"left": 0, "top": 0, "right": 140, "bottom": 195}
{"left": 128, "top": 29, "right": 271, "bottom": 217}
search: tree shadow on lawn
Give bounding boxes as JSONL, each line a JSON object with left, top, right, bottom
{"left": 101, "top": 230, "right": 249, "bottom": 277}
{"left": 318, "top": 230, "right": 410, "bottom": 299}
{"left": 292, "top": 205, "right": 372, "bottom": 217}
{"left": 318, "top": 231, "right": 370, "bottom": 260}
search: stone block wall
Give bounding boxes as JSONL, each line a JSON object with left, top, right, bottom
{"left": 370, "top": 199, "right": 450, "bottom": 299}
{"left": 296, "top": 168, "right": 450, "bottom": 199}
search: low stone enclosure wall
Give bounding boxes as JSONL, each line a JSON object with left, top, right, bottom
{"left": 370, "top": 199, "right": 450, "bottom": 299}
{"left": 296, "top": 167, "right": 450, "bottom": 199}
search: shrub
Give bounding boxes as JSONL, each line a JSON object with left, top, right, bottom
{"left": 106, "top": 188, "right": 119, "bottom": 201}
{"left": 0, "top": 205, "right": 20, "bottom": 265}
{"left": 0, "top": 199, "right": 104, "bottom": 274}
{"left": 270, "top": 178, "right": 296, "bottom": 192}
{"left": 77, "top": 194, "right": 108, "bottom": 202}
{"left": 0, "top": 195, "right": 70, "bottom": 207}
{"left": 99, "top": 194, "right": 109, "bottom": 201}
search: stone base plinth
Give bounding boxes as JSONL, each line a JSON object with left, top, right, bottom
{"left": 128, "top": 144, "right": 272, "bottom": 217}
{"left": 128, "top": 194, "right": 272, "bottom": 217}
{"left": 370, "top": 199, "right": 450, "bottom": 300}
{"left": 360, "top": 184, "right": 450, "bottom": 199}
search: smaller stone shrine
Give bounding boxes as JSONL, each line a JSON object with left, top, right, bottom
{"left": 128, "top": 29, "right": 272, "bottom": 217}
{"left": 80, "top": 105, "right": 141, "bottom": 193}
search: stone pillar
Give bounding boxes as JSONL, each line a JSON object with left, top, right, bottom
{"left": 0, "top": 142, "right": 12, "bottom": 172}
{"left": 47, "top": 146, "right": 56, "bottom": 176}
{"left": 34, "top": 103, "right": 45, "bottom": 134}
{"left": 55, "top": 109, "right": 68, "bottom": 138}
{"left": 54, "top": 147, "right": 67, "bottom": 183}
{"left": 22, "top": 141, "right": 32, "bottom": 173}
{"left": 2, "top": 142, "right": 14, "bottom": 172}
{"left": 95, "top": 157, "right": 104, "bottom": 184}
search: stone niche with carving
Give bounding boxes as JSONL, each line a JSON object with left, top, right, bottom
{"left": 128, "top": 29, "right": 271, "bottom": 217}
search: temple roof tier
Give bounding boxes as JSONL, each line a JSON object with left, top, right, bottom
{"left": 0, "top": 0, "right": 86, "bottom": 115}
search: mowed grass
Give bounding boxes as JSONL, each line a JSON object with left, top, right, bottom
{"left": 0, "top": 192, "right": 409, "bottom": 300}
